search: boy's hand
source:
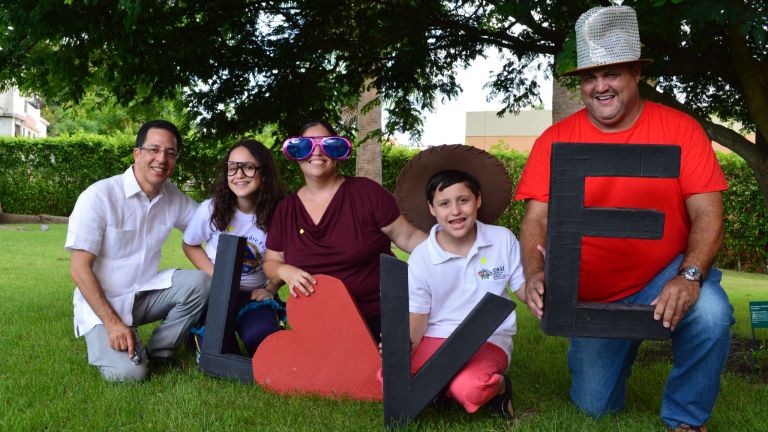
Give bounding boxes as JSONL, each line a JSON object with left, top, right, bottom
{"left": 524, "top": 270, "right": 545, "bottom": 319}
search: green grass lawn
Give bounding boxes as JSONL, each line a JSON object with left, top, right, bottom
{"left": 1, "top": 224, "right": 766, "bottom": 431}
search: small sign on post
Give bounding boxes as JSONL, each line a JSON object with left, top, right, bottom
{"left": 750, "top": 301, "right": 768, "bottom": 344}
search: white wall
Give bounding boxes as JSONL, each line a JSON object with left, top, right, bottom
{"left": 0, "top": 88, "right": 48, "bottom": 138}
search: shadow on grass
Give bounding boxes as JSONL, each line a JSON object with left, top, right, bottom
{"left": 637, "top": 335, "right": 768, "bottom": 383}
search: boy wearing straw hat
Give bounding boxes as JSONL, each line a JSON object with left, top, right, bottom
{"left": 392, "top": 145, "right": 526, "bottom": 418}
{"left": 515, "top": 6, "right": 733, "bottom": 432}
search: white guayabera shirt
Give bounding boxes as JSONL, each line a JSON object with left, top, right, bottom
{"left": 65, "top": 166, "right": 197, "bottom": 337}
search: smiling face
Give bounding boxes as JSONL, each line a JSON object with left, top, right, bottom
{"left": 132, "top": 127, "right": 177, "bottom": 199}
{"left": 579, "top": 62, "right": 643, "bottom": 132}
{"left": 298, "top": 124, "right": 337, "bottom": 179}
{"left": 227, "top": 145, "right": 262, "bottom": 199}
{"left": 429, "top": 182, "right": 482, "bottom": 244}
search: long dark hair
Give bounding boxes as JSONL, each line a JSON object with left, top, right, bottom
{"left": 299, "top": 120, "right": 338, "bottom": 136}
{"left": 210, "top": 139, "right": 285, "bottom": 232}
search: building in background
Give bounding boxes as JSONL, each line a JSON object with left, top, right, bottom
{"left": 0, "top": 88, "right": 49, "bottom": 138}
{"left": 465, "top": 109, "right": 736, "bottom": 153}
{"left": 465, "top": 110, "right": 551, "bottom": 152}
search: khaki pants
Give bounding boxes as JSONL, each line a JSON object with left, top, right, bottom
{"left": 84, "top": 269, "right": 211, "bottom": 381}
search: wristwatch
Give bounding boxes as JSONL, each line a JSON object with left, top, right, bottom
{"left": 678, "top": 266, "right": 703, "bottom": 286}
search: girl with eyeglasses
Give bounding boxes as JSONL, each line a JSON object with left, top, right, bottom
{"left": 264, "top": 120, "right": 427, "bottom": 341}
{"left": 183, "top": 139, "right": 286, "bottom": 357}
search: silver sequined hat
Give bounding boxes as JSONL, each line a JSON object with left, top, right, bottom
{"left": 562, "top": 5, "right": 652, "bottom": 76}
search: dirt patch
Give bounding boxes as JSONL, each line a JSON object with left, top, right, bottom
{"left": 0, "top": 225, "right": 32, "bottom": 231}
{"left": 637, "top": 336, "right": 768, "bottom": 383}
{"left": 0, "top": 213, "right": 68, "bottom": 224}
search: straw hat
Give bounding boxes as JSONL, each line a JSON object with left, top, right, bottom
{"left": 562, "top": 5, "right": 652, "bottom": 76}
{"left": 395, "top": 144, "right": 512, "bottom": 233}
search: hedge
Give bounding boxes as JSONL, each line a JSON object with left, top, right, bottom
{"left": 0, "top": 136, "right": 764, "bottom": 272}
{"left": 0, "top": 135, "right": 133, "bottom": 216}
{"left": 718, "top": 153, "right": 768, "bottom": 273}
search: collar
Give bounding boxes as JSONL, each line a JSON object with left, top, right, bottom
{"left": 427, "top": 220, "right": 491, "bottom": 264}
{"left": 122, "top": 165, "right": 166, "bottom": 200}
{"left": 123, "top": 166, "right": 143, "bottom": 198}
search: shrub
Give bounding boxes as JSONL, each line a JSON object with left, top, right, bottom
{"left": 718, "top": 153, "right": 768, "bottom": 273}
{"left": 0, "top": 135, "right": 133, "bottom": 216}
{"left": 0, "top": 137, "right": 764, "bottom": 272}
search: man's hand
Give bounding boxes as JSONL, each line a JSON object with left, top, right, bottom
{"left": 651, "top": 277, "right": 700, "bottom": 330}
{"left": 71, "top": 249, "right": 136, "bottom": 358}
{"left": 106, "top": 320, "right": 136, "bottom": 358}
{"left": 524, "top": 270, "right": 546, "bottom": 319}
{"left": 519, "top": 200, "right": 549, "bottom": 320}
{"left": 650, "top": 191, "right": 722, "bottom": 331}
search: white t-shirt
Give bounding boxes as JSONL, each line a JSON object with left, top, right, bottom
{"left": 407, "top": 221, "right": 525, "bottom": 360}
{"left": 183, "top": 198, "right": 268, "bottom": 291}
{"left": 65, "top": 166, "right": 198, "bottom": 337}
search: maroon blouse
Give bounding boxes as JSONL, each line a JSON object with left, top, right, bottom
{"left": 266, "top": 176, "right": 400, "bottom": 318}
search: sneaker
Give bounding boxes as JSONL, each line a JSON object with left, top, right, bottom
{"left": 487, "top": 375, "right": 514, "bottom": 418}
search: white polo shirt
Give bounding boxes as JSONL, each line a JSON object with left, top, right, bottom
{"left": 65, "top": 166, "right": 198, "bottom": 337}
{"left": 408, "top": 221, "right": 525, "bottom": 360}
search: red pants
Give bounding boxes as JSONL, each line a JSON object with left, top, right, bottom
{"left": 379, "top": 336, "right": 509, "bottom": 413}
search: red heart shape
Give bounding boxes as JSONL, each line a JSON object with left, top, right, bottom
{"left": 252, "top": 274, "right": 383, "bottom": 401}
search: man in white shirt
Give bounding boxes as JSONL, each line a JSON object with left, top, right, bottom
{"left": 65, "top": 120, "right": 211, "bottom": 381}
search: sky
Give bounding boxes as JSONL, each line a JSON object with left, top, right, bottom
{"left": 388, "top": 53, "right": 553, "bottom": 147}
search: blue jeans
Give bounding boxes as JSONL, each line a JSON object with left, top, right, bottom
{"left": 568, "top": 255, "right": 734, "bottom": 428}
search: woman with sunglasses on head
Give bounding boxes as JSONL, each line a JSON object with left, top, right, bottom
{"left": 182, "top": 139, "right": 286, "bottom": 357}
{"left": 264, "top": 120, "right": 427, "bottom": 341}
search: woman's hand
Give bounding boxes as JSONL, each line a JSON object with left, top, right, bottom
{"left": 277, "top": 264, "right": 317, "bottom": 297}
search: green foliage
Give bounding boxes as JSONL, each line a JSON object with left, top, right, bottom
{"left": 2, "top": 1, "right": 768, "bottom": 207}
{"left": 0, "top": 225, "right": 766, "bottom": 430}
{"left": 44, "top": 88, "right": 190, "bottom": 138}
{"left": 0, "top": 135, "right": 133, "bottom": 216}
{"left": 1, "top": 138, "right": 764, "bottom": 272}
{"left": 381, "top": 145, "right": 419, "bottom": 193}
{"left": 490, "top": 150, "right": 529, "bottom": 234}
{"left": 718, "top": 153, "right": 768, "bottom": 273}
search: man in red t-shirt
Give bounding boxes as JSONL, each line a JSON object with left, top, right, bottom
{"left": 515, "top": 6, "right": 733, "bottom": 432}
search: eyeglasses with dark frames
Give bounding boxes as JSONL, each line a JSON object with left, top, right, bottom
{"left": 138, "top": 146, "right": 179, "bottom": 159}
{"left": 226, "top": 161, "right": 262, "bottom": 177}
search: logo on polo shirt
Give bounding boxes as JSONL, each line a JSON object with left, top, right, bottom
{"left": 477, "top": 265, "right": 506, "bottom": 281}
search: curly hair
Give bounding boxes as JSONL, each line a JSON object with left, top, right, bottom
{"left": 210, "top": 139, "right": 285, "bottom": 232}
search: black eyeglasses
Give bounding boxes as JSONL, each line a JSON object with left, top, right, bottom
{"left": 138, "top": 146, "right": 179, "bottom": 159}
{"left": 226, "top": 161, "right": 262, "bottom": 177}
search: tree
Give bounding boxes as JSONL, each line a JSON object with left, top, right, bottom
{"left": 356, "top": 80, "right": 383, "bottom": 183}
{"left": 43, "top": 88, "right": 188, "bottom": 137}
{"left": 1, "top": 1, "right": 766, "bottom": 206}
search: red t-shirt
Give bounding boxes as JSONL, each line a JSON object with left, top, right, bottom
{"left": 266, "top": 176, "right": 401, "bottom": 318}
{"left": 515, "top": 101, "right": 727, "bottom": 302}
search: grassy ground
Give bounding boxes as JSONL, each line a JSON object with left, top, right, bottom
{"left": 0, "top": 224, "right": 766, "bottom": 431}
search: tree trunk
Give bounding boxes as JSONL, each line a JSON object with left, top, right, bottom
{"left": 552, "top": 76, "right": 583, "bottom": 123}
{"left": 355, "top": 81, "right": 382, "bottom": 184}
